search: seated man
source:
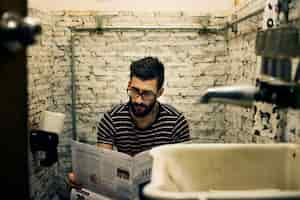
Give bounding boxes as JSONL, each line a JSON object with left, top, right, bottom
{"left": 68, "top": 56, "right": 191, "bottom": 186}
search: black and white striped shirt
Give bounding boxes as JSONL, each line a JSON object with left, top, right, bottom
{"left": 97, "top": 102, "right": 190, "bottom": 156}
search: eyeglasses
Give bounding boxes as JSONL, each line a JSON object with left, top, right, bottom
{"left": 127, "top": 87, "right": 156, "bottom": 101}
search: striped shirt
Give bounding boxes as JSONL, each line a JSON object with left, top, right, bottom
{"left": 97, "top": 102, "right": 190, "bottom": 156}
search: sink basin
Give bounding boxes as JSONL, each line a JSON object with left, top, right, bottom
{"left": 143, "top": 143, "right": 300, "bottom": 200}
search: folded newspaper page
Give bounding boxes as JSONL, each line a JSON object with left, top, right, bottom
{"left": 71, "top": 140, "right": 152, "bottom": 200}
{"left": 70, "top": 188, "right": 112, "bottom": 200}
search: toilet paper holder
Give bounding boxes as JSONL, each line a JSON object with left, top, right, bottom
{"left": 30, "top": 111, "right": 65, "bottom": 167}
{"left": 30, "top": 130, "right": 59, "bottom": 167}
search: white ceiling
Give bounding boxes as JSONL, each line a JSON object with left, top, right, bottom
{"left": 29, "top": 0, "right": 234, "bottom": 13}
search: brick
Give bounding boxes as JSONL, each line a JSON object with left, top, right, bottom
{"left": 154, "top": 11, "right": 183, "bottom": 17}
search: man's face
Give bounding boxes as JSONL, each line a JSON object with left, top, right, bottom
{"left": 128, "top": 76, "right": 162, "bottom": 117}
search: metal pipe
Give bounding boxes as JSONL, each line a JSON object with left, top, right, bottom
{"left": 70, "top": 6, "right": 264, "bottom": 33}
{"left": 72, "top": 26, "right": 224, "bottom": 33}
{"left": 70, "top": 7, "right": 265, "bottom": 34}
{"left": 70, "top": 32, "right": 77, "bottom": 140}
{"left": 226, "top": 7, "right": 265, "bottom": 29}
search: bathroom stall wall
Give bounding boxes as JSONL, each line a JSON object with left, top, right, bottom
{"left": 224, "top": 0, "right": 300, "bottom": 143}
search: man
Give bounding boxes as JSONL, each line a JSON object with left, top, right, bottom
{"left": 97, "top": 56, "right": 190, "bottom": 155}
{"left": 68, "top": 56, "right": 190, "bottom": 186}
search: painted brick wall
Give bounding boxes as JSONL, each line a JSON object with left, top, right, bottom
{"left": 223, "top": 5, "right": 262, "bottom": 143}
{"left": 28, "top": 8, "right": 75, "bottom": 200}
{"left": 68, "top": 11, "right": 228, "bottom": 143}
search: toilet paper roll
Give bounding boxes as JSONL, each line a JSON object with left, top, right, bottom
{"left": 39, "top": 111, "right": 65, "bottom": 134}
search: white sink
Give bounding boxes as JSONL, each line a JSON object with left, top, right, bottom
{"left": 143, "top": 143, "right": 300, "bottom": 200}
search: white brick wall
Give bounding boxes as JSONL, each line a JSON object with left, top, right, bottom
{"left": 27, "top": 2, "right": 300, "bottom": 199}
{"left": 28, "top": 9, "right": 59, "bottom": 200}
{"left": 69, "top": 12, "right": 227, "bottom": 143}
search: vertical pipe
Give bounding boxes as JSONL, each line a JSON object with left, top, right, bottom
{"left": 70, "top": 31, "right": 77, "bottom": 140}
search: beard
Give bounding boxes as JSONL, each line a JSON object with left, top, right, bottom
{"left": 129, "top": 99, "right": 156, "bottom": 117}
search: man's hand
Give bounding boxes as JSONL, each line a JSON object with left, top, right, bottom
{"left": 67, "top": 172, "right": 82, "bottom": 189}
{"left": 97, "top": 143, "right": 113, "bottom": 150}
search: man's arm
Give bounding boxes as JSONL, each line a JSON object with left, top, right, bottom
{"left": 97, "top": 112, "right": 116, "bottom": 149}
{"left": 172, "top": 113, "right": 191, "bottom": 143}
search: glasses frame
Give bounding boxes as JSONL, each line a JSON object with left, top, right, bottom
{"left": 127, "top": 87, "right": 157, "bottom": 101}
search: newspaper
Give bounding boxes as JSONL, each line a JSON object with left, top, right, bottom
{"left": 71, "top": 140, "right": 152, "bottom": 200}
{"left": 70, "top": 188, "right": 112, "bottom": 200}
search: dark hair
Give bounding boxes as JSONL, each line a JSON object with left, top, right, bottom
{"left": 130, "top": 57, "right": 165, "bottom": 90}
